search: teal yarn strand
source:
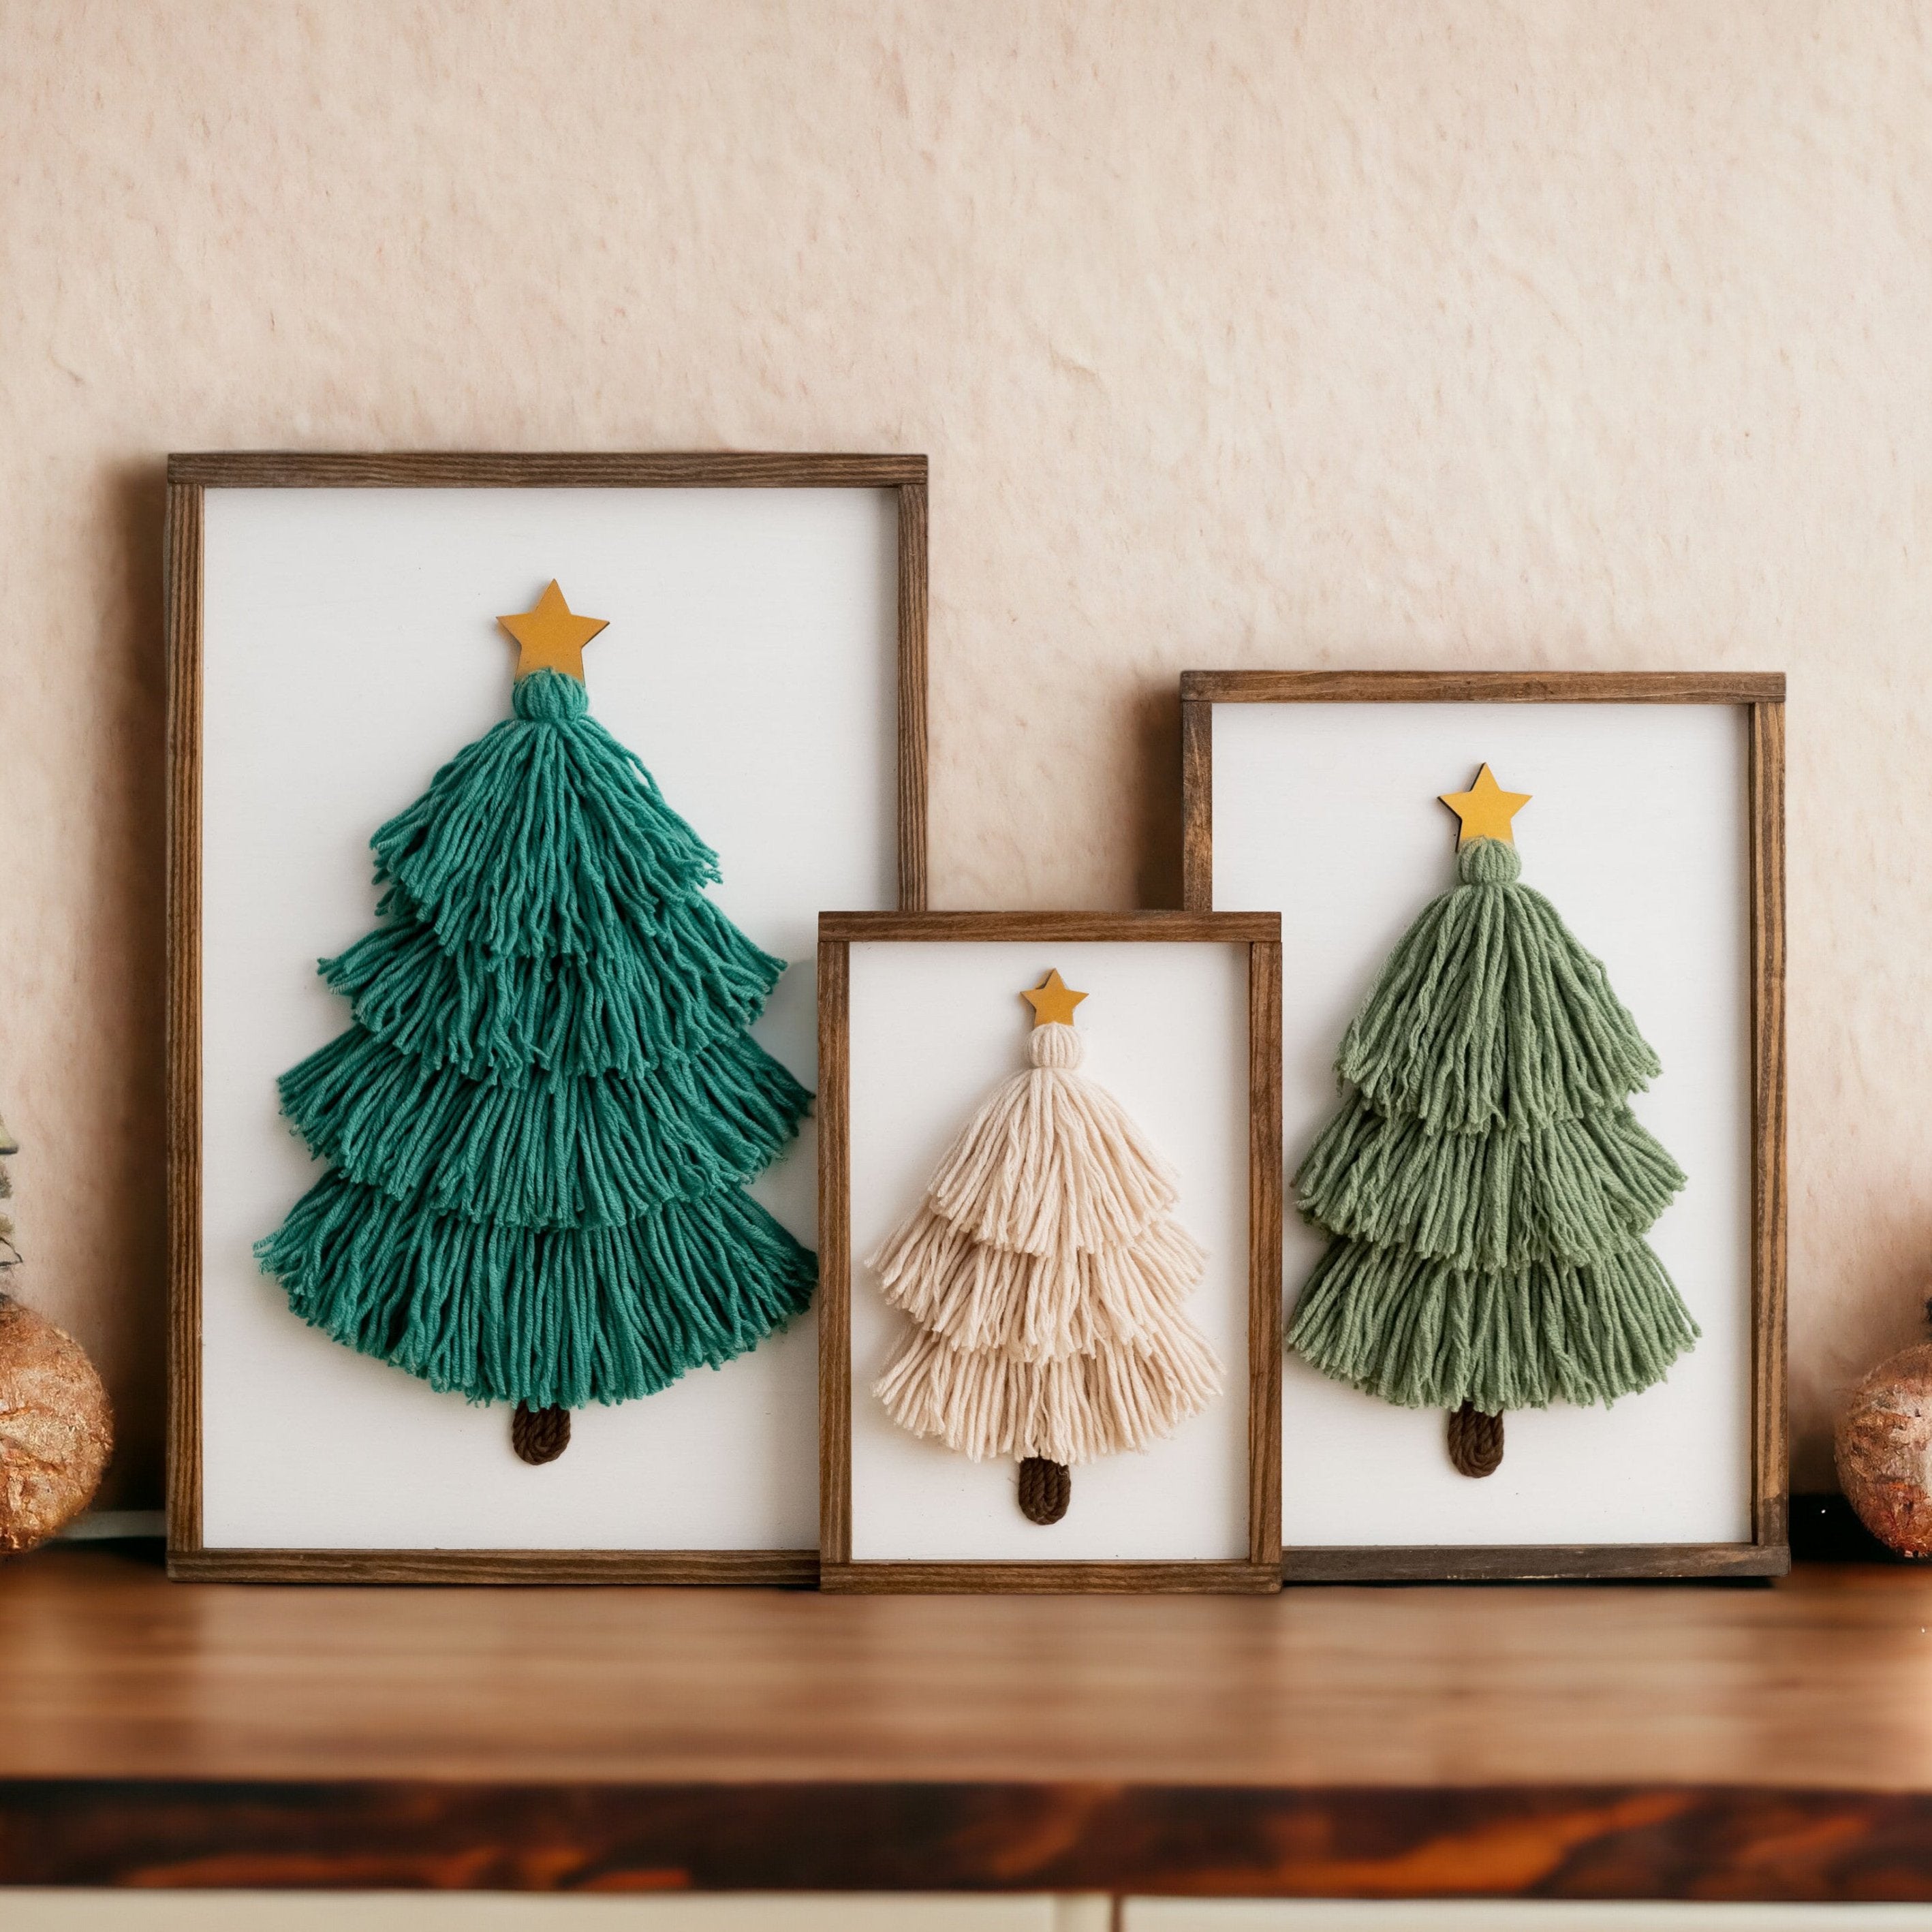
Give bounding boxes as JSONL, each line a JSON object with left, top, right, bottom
{"left": 255, "top": 666, "right": 817, "bottom": 1409}
{"left": 260, "top": 1170, "right": 815, "bottom": 1411}
{"left": 1288, "top": 835, "right": 1699, "bottom": 1414}
{"left": 373, "top": 670, "right": 727, "bottom": 959}
{"left": 278, "top": 1023, "right": 811, "bottom": 1231}
{"left": 323, "top": 887, "right": 785, "bottom": 1084}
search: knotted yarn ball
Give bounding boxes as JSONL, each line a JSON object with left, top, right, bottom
{"left": 1837, "top": 1337, "right": 1932, "bottom": 1558}
{"left": 512, "top": 666, "right": 591, "bottom": 723}
{"left": 0, "top": 1294, "right": 112, "bottom": 1555}
{"left": 1457, "top": 835, "right": 1523, "bottom": 886}
{"left": 1029, "top": 1020, "right": 1083, "bottom": 1070}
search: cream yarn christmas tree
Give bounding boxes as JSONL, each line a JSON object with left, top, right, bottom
{"left": 869, "top": 971, "right": 1224, "bottom": 1524}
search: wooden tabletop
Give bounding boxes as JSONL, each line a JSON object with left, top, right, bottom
{"left": 3, "top": 1548, "right": 1932, "bottom": 1901}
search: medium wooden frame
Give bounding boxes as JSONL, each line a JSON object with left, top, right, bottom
{"left": 1181, "top": 670, "right": 1787, "bottom": 1583}
{"left": 815, "top": 910, "right": 1284, "bottom": 1593}
{"left": 165, "top": 451, "right": 929, "bottom": 1584}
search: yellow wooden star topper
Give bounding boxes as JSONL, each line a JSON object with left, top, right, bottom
{"left": 497, "top": 581, "right": 608, "bottom": 682}
{"left": 1439, "top": 764, "right": 1532, "bottom": 845}
{"left": 1021, "top": 969, "right": 1087, "bottom": 1028}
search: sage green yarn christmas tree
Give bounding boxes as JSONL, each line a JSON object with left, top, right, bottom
{"left": 1286, "top": 765, "right": 1698, "bottom": 1477}
{"left": 256, "top": 581, "right": 815, "bottom": 1465}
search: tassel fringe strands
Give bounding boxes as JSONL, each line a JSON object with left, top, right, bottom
{"left": 1288, "top": 835, "right": 1698, "bottom": 1423}
{"left": 1336, "top": 835, "right": 1662, "bottom": 1134}
{"left": 871, "top": 1020, "right": 1224, "bottom": 1468}
{"left": 257, "top": 668, "right": 815, "bottom": 1415}
{"left": 1288, "top": 1236, "right": 1696, "bottom": 1416}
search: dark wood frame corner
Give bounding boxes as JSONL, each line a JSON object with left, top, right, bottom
{"left": 1179, "top": 670, "right": 1788, "bottom": 1585}
{"left": 815, "top": 910, "right": 1285, "bottom": 1594}
{"left": 163, "top": 451, "right": 930, "bottom": 1585}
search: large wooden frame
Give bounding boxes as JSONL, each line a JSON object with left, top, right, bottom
{"left": 165, "top": 451, "right": 929, "bottom": 1584}
{"left": 1181, "top": 670, "right": 1787, "bottom": 1584}
{"left": 815, "top": 910, "right": 1284, "bottom": 1593}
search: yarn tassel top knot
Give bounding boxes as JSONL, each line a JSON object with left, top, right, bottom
{"left": 512, "top": 666, "right": 591, "bottom": 722}
{"left": 1457, "top": 835, "right": 1521, "bottom": 886}
{"left": 1029, "top": 1021, "right": 1082, "bottom": 1070}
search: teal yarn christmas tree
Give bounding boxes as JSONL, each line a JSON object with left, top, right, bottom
{"left": 1286, "top": 765, "right": 1698, "bottom": 1478}
{"left": 256, "top": 581, "right": 815, "bottom": 1464}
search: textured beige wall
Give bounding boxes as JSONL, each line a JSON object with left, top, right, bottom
{"left": 5, "top": 0, "right": 1929, "bottom": 1501}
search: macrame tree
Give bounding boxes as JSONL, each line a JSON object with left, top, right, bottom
{"left": 1287, "top": 765, "right": 1698, "bottom": 1476}
{"left": 258, "top": 581, "right": 815, "bottom": 1464}
{"left": 870, "top": 969, "right": 1224, "bottom": 1524}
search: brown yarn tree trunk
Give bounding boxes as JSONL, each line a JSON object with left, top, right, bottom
{"left": 1018, "top": 1456, "right": 1071, "bottom": 1524}
{"left": 512, "top": 1402, "right": 571, "bottom": 1465}
{"left": 1446, "top": 1403, "right": 1503, "bottom": 1478}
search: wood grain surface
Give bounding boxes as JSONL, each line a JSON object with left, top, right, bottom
{"left": 895, "top": 481, "right": 930, "bottom": 910}
{"left": 0, "top": 1552, "right": 1922, "bottom": 1787}
{"left": 816, "top": 1559, "right": 1278, "bottom": 1594}
{"left": 1181, "top": 670, "right": 1787, "bottom": 704}
{"left": 817, "top": 911, "right": 1281, "bottom": 944}
{"left": 12, "top": 1777, "right": 1932, "bottom": 1899}
{"left": 168, "top": 1550, "right": 819, "bottom": 1587}
{"left": 163, "top": 482, "right": 204, "bottom": 1551}
{"left": 816, "top": 937, "right": 854, "bottom": 1566}
{"left": 1180, "top": 693, "right": 1213, "bottom": 914}
{"left": 1749, "top": 695, "right": 1790, "bottom": 1550}
{"left": 1281, "top": 1542, "right": 1788, "bottom": 1583}
{"left": 1246, "top": 940, "right": 1284, "bottom": 1569}
{"left": 166, "top": 452, "right": 929, "bottom": 488}
{"left": 5, "top": 1553, "right": 1932, "bottom": 1897}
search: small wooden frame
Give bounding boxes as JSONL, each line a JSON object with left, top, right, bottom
{"left": 166, "top": 451, "right": 929, "bottom": 1584}
{"left": 1183, "top": 670, "right": 1787, "bottom": 1584}
{"left": 816, "top": 911, "right": 1284, "bottom": 1593}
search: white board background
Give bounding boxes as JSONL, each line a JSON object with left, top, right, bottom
{"left": 1210, "top": 702, "right": 1752, "bottom": 1548}
{"left": 846, "top": 941, "right": 1252, "bottom": 1563}
{"left": 199, "top": 486, "right": 899, "bottom": 1550}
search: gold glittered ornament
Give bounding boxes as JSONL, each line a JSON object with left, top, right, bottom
{"left": 1837, "top": 1307, "right": 1932, "bottom": 1558}
{"left": 0, "top": 1295, "right": 112, "bottom": 1555}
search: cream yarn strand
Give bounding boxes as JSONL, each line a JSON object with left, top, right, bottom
{"left": 871, "top": 1021, "right": 1224, "bottom": 1465}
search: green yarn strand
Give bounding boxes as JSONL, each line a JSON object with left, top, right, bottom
{"left": 1295, "top": 1088, "right": 1685, "bottom": 1273}
{"left": 323, "top": 886, "right": 788, "bottom": 1084}
{"left": 278, "top": 1024, "right": 811, "bottom": 1230}
{"left": 1339, "top": 837, "right": 1660, "bottom": 1134}
{"left": 259, "top": 1170, "right": 815, "bottom": 1409}
{"left": 1286, "top": 1235, "right": 1700, "bottom": 1414}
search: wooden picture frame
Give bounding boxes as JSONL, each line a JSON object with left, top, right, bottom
{"left": 1182, "top": 670, "right": 1787, "bottom": 1584}
{"left": 166, "top": 451, "right": 929, "bottom": 1583}
{"left": 815, "top": 911, "right": 1284, "bottom": 1593}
